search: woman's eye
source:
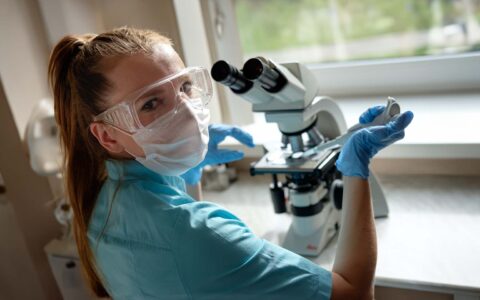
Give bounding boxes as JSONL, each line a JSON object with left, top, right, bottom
{"left": 141, "top": 98, "right": 160, "bottom": 112}
{"left": 181, "top": 81, "right": 193, "bottom": 95}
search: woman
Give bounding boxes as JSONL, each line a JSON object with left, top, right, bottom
{"left": 48, "top": 27, "right": 413, "bottom": 299}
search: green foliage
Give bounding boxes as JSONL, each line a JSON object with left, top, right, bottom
{"left": 234, "top": 0, "right": 479, "bottom": 57}
{"left": 470, "top": 42, "right": 480, "bottom": 51}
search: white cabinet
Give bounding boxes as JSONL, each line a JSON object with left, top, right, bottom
{"left": 45, "top": 239, "right": 103, "bottom": 300}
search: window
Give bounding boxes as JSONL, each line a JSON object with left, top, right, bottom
{"left": 234, "top": 0, "right": 480, "bottom": 64}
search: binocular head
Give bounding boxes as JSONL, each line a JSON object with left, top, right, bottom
{"left": 211, "top": 57, "right": 296, "bottom": 105}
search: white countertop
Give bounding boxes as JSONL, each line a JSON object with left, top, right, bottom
{"left": 203, "top": 173, "right": 480, "bottom": 296}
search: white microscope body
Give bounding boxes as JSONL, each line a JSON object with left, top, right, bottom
{"left": 211, "top": 57, "right": 389, "bottom": 256}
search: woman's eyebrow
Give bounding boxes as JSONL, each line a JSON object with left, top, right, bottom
{"left": 177, "top": 74, "right": 192, "bottom": 82}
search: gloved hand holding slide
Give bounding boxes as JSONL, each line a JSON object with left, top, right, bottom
{"left": 336, "top": 101, "right": 414, "bottom": 179}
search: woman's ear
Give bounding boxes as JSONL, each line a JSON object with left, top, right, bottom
{"left": 89, "top": 123, "right": 125, "bottom": 154}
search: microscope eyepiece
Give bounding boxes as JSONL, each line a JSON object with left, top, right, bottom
{"left": 211, "top": 60, "right": 253, "bottom": 93}
{"left": 243, "top": 57, "right": 287, "bottom": 93}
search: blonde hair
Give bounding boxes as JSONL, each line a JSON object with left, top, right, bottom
{"left": 48, "top": 27, "right": 172, "bottom": 297}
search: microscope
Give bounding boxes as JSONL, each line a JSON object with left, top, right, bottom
{"left": 211, "top": 57, "right": 392, "bottom": 257}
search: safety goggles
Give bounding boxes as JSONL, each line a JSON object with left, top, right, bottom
{"left": 93, "top": 67, "right": 212, "bottom": 134}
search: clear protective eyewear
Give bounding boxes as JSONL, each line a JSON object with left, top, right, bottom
{"left": 94, "top": 67, "right": 212, "bottom": 133}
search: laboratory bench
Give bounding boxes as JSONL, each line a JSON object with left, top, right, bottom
{"left": 204, "top": 172, "right": 480, "bottom": 300}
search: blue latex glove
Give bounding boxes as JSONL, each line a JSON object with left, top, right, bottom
{"left": 359, "top": 105, "right": 385, "bottom": 124}
{"left": 336, "top": 106, "right": 414, "bottom": 179}
{"left": 181, "top": 124, "right": 255, "bottom": 185}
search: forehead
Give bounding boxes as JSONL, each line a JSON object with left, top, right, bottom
{"left": 103, "top": 44, "right": 184, "bottom": 106}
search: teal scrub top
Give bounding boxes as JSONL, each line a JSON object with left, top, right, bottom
{"left": 88, "top": 159, "right": 332, "bottom": 300}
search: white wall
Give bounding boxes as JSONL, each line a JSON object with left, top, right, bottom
{"left": 38, "top": 0, "right": 102, "bottom": 48}
{"left": 0, "top": 0, "right": 51, "bottom": 138}
{"left": 97, "top": 0, "right": 183, "bottom": 56}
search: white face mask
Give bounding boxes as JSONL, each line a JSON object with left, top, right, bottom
{"left": 131, "top": 98, "right": 210, "bottom": 176}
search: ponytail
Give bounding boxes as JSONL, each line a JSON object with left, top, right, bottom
{"left": 48, "top": 35, "right": 109, "bottom": 297}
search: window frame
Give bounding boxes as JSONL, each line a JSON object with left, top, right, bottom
{"left": 309, "top": 52, "right": 480, "bottom": 97}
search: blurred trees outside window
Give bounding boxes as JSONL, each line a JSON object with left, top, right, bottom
{"left": 234, "top": 0, "right": 480, "bottom": 63}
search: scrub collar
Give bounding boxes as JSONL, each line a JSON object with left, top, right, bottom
{"left": 105, "top": 159, "right": 184, "bottom": 189}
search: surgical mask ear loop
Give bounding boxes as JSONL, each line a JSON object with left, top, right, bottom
{"left": 102, "top": 124, "right": 144, "bottom": 160}
{"left": 123, "top": 146, "right": 141, "bottom": 160}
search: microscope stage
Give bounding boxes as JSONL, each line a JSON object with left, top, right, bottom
{"left": 251, "top": 147, "right": 339, "bottom": 175}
